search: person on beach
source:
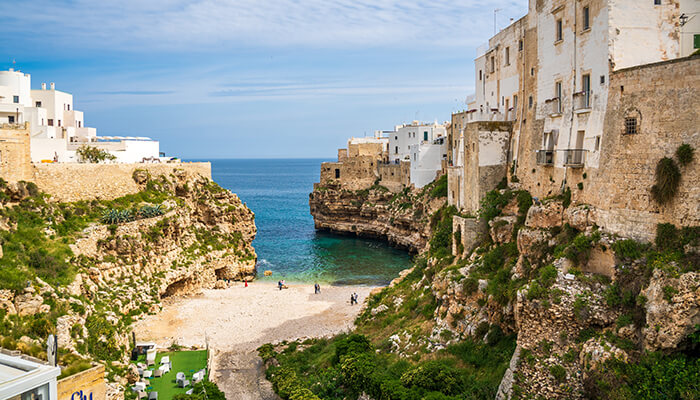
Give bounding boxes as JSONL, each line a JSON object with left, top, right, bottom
{"left": 353, "top": 292, "right": 358, "bottom": 305}
{"left": 244, "top": 279, "right": 248, "bottom": 287}
{"left": 278, "top": 280, "right": 283, "bottom": 291}
{"left": 350, "top": 293, "right": 355, "bottom": 305}
{"left": 314, "top": 283, "right": 320, "bottom": 294}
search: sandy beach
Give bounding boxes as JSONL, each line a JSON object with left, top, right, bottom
{"left": 134, "top": 282, "right": 375, "bottom": 399}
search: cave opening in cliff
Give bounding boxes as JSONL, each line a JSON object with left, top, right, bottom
{"left": 163, "top": 277, "right": 195, "bottom": 298}
{"left": 215, "top": 267, "right": 228, "bottom": 281}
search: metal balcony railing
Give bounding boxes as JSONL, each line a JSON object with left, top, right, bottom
{"left": 561, "top": 149, "right": 586, "bottom": 167}
{"left": 536, "top": 150, "right": 555, "bottom": 166}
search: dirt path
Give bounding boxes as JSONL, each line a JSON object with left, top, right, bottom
{"left": 135, "top": 282, "right": 373, "bottom": 399}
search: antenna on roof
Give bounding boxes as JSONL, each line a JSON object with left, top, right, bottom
{"left": 494, "top": 8, "right": 502, "bottom": 35}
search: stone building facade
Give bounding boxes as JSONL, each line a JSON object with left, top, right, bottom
{"left": 448, "top": 0, "right": 698, "bottom": 241}
{"left": 0, "top": 122, "right": 32, "bottom": 182}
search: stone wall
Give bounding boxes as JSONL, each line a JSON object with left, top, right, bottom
{"left": 462, "top": 122, "right": 512, "bottom": 214}
{"left": 452, "top": 216, "right": 480, "bottom": 257}
{"left": 578, "top": 55, "right": 700, "bottom": 240}
{"left": 32, "top": 162, "right": 211, "bottom": 202}
{"left": 0, "top": 123, "right": 32, "bottom": 182}
{"left": 377, "top": 161, "right": 410, "bottom": 193}
{"left": 319, "top": 156, "right": 379, "bottom": 191}
{"left": 57, "top": 364, "right": 107, "bottom": 400}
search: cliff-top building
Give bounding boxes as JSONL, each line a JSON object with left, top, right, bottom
{"left": 0, "top": 68, "right": 160, "bottom": 164}
{"left": 448, "top": 0, "right": 699, "bottom": 240}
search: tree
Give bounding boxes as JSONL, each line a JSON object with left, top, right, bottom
{"left": 76, "top": 145, "right": 116, "bottom": 163}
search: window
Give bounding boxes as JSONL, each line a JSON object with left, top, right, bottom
{"left": 423, "top": 131, "right": 428, "bottom": 141}
{"left": 505, "top": 47, "right": 510, "bottom": 65}
{"left": 35, "top": 101, "right": 42, "bottom": 107}
{"left": 78, "top": 121, "right": 82, "bottom": 128}
{"left": 600, "top": 75, "right": 605, "bottom": 84}
{"left": 490, "top": 56, "right": 495, "bottom": 72}
{"left": 513, "top": 95, "right": 518, "bottom": 110}
{"left": 519, "top": 39, "right": 523, "bottom": 51}
{"left": 335, "top": 169, "right": 340, "bottom": 179}
{"left": 479, "top": 70, "right": 482, "bottom": 80}
{"left": 8, "top": 116, "right": 15, "bottom": 123}
{"left": 530, "top": 67, "right": 535, "bottom": 76}
{"left": 555, "top": 81, "right": 562, "bottom": 113}
{"left": 58, "top": 120, "right": 62, "bottom": 127}
{"left": 528, "top": 96, "right": 533, "bottom": 108}
{"left": 67, "top": 104, "right": 70, "bottom": 111}
{"left": 394, "top": 136, "right": 397, "bottom": 140}
{"left": 12, "top": 95, "right": 19, "bottom": 103}
{"left": 583, "top": 6, "right": 590, "bottom": 30}
{"left": 625, "top": 117, "right": 638, "bottom": 135}
{"left": 595, "top": 136, "right": 601, "bottom": 151}
{"left": 48, "top": 119, "right": 54, "bottom": 126}
{"left": 395, "top": 146, "right": 398, "bottom": 154}
{"left": 654, "top": 0, "right": 661, "bottom": 4}
{"left": 556, "top": 19, "right": 563, "bottom": 41}
{"left": 582, "top": 74, "right": 591, "bottom": 108}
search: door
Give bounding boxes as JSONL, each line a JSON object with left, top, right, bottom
{"left": 582, "top": 75, "right": 591, "bottom": 108}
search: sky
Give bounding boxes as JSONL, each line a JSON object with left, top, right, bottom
{"left": 0, "top": 0, "right": 528, "bottom": 159}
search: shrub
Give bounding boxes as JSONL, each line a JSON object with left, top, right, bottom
{"left": 462, "top": 277, "right": 478, "bottom": 295}
{"left": 564, "top": 232, "right": 600, "bottom": 265}
{"left": 400, "top": 360, "right": 462, "bottom": 394}
{"left": 429, "top": 174, "right": 448, "bottom": 198}
{"left": 333, "top": 334, "right": 372, "bottom": 365}
{"left": 339, "top": 353, "right": 378, "bottom": 395}
{"left": 549, "top": 364, "right": 567, "bottom": 383}
{"left": 612, "top": 239, "right": 645, "bottom": 260}
{"left": 655, "top": 223, "right": 680, "bottom": 252}
{"left": 76, "top": 145, "right": 116, "bottom": 163}
{"left": 675, "top": 143, "right": 694, "bottom": 166}
{"left": 650, "top": 157, "right": 681, "bottom": 204}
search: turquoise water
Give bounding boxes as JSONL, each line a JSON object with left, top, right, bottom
{"left": 206, "top": 159, "right": 412, "bottom": 286}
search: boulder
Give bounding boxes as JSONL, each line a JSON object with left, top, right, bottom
{"left": 14, "top": 292, "right": 44, "bottom": 316}
{"left": 489, "top": 216, "right": 518, "bottom": 244}
{"left": 517, "top": 228, "right": 553, "bottom": 261}
{"left": 564, "top": 205, "right": 591, "bottom": 231}
{"left": 525, "top": 201, "right": 563, "bottom": 229}
{"left": 0, "top": 289, "right": 16, "bottom": 315}
{"left": 641, "top": 270, "right": 700, "bottom": 351}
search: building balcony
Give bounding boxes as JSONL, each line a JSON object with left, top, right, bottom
{"left": 561, "top": 149, "right": 586, "bottom": 168}
{"left": 536, "top": 150, "right": 555, "bottom": 166}
{"left": 573, "top": 91, "right": 592, "bottom": 112}
{"left": 546, "top": 98, "right": 562, "bottom": 116}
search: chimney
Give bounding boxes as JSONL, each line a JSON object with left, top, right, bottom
{"left": 50, "top": 82, "right": 55, "bottom": 90}
{"left": 42, "top": 83, "right": 46, "bottom": 90}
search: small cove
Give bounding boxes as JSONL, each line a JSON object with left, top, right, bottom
{"left": 202, "top": 158, "right": 413, "bottom": 286}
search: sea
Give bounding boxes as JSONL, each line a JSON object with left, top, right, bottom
{"left": 200, "top": 158, "right": 413, "bottom": 286}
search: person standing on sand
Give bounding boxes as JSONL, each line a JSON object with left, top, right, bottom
{"left": 278, "top": 280, "right": 282, "bottom": 291}
{"left": 314, "top": 283, "right": 320, "bottom": 294}
{"left": 350, "top": 293, "right": 355, "bottom": 305}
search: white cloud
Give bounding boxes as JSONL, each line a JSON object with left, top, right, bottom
{"left": 2, "top": 0, "right": 528, "bottom": 51}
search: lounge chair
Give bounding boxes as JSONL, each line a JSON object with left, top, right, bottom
{"left": 148, "top": 392, "right": 158, "bottom": 400}
{"left": 138, "top": 392, "right": 147, "bottom": 399}
{"left": 176, "top": 372, "right": 185, "bottom": 381}
{"left": 153, "top": 369, "right": 162, "bottom": 378}
{"left": 185, "top": 389, "right": 193, "bottom": 395}
{"left": 142, "top": 370, "right": 152, "bottom": 378}
{"left": 177, "top": 379, "right": 190, "bottom": 388}
{"left": 160, "top": 356, "right": 170, "bottom": 364}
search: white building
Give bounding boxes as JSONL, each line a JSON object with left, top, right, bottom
{"left": 0, "top": 353, "right": 61, "bottom": 400}
{"left": 409, "top": 136, "right": 447, "bottom": 188}
{"left": 388, "top": 121, "right": 446, "bottom": 163}
{"left": 0, "top": 68, "right": 161, "bottom": 163}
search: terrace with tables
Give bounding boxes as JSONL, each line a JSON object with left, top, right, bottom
{"left": 129, "top": 346, "right": 208, "bottom": 400}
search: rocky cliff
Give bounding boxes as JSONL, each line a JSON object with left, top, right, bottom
{"left": 309, "top": 179, "right": 446, "bottom": 253}
{"left": 266, "top": 181, "right": 699, "bottom": 400}
{"left": 0, "top": 170, "right": 256, "bottom": 394}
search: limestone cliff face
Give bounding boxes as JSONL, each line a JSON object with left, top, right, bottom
{"left": 0, "top": 170, "right": 256, "bottom": 378}
{"left": 309, "top": 183, "right": 445, "bottom": 253}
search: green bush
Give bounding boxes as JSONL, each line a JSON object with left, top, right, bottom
{"left": 612, "top": 239, "right": 645, "bottom": 260}
{"left": 549, "top": 364, "right": 567, "bottom": 383}
{"left": 462, "top": 277, "right": 478, "bottom": 295}
{"left": 429, "top": 174, "right": 448, "bottom": 198}
{"left": 400, "top": 360, "right": 462, "bottom": 394}
{"left": 564, "top": 232, "right": 600, "bottom": 265}
{"left": 333, "top": 334, "right": 372, "bottom": 365}
{"left": 429, "top": 205, "right": 458, "bottom": 259}
{"left": 655, "top": 223, "right": 680, "bottom": 252}
{"left": 675, "top": 143, "right": 694, "bottom": 166}
{"left": 650, "top": 157, "right": 681, "bottom": 204}
{"left": 76, "top": 145, "right": 116, "bottom": 163}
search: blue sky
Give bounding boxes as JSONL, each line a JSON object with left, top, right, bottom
{"left": 0, "top": 0, "right": 527, "bottom": 158}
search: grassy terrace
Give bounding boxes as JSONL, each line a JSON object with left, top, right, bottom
{"left": 130, "top": 350, "right": 208, "bottom": 400}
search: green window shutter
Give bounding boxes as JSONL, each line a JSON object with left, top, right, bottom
{"left": 694, "top": 34, "right": 700, "bottom": 49}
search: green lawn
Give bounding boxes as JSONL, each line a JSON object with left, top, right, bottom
{"left": 134, "top": 350, "right": 208, "bottom": 400}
